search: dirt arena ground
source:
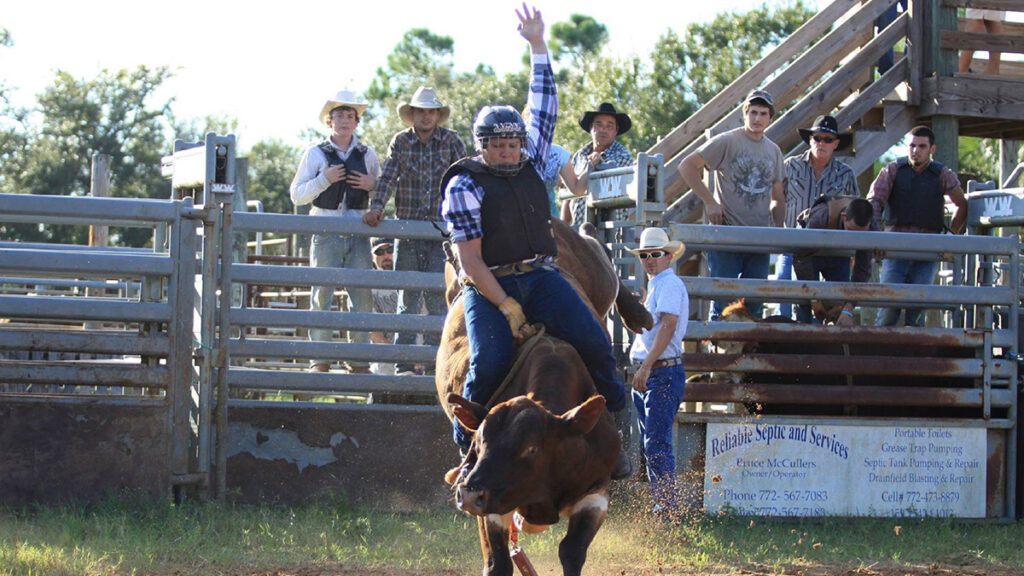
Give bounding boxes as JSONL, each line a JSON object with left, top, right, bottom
{"left": 209, "top": 557, "right": 1024, "bottom": 576}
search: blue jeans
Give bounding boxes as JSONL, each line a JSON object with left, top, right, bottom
{"left": 776, "top": 253, "right": 794, "bottom": 319}
{"left": 706, "top": 250, "right": 771, "bottom": 320}
{"left": 632, "top": 363, "right": 686, "bottom": 516}
{"left": 453, "top": 268, "right": 625, "bottom": 449}
{"left": 875, "top": 258, "right": 940, "bottom": 327}
{"left": 309, "top": 233, "right": 373, "bottom": 367}
{"left": 794, "top": 255, "right": 851, "bottom": 324}
{"left": 393, "top": 238, "right": 447, "bottom": 372}
{"left": 876, "top": 0, "right": 907, "bottom": 74}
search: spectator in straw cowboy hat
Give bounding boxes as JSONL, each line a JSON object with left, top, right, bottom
{"left": 364, "top": 86, "right": 466, "bottom": 375}
{"left": 290, "top": 90, "right": 381, "bottom": 373}
{"left": 627, "top": 226, "right": 688, "bottom": 523}
{"left": 561, "top": 102, "right": 634, "bottom": 229}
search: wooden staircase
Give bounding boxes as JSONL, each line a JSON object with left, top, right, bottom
{"left": 652, "top": 0, "right": 1024, "bottom": 226}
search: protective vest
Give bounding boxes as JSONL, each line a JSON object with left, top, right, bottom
{"left": 885, "top": 157, "right": 946, "bottom": 231}
{"left": 441, "top": 158, "right": 557, "bottom": 267}
{"left": 313, "top": 141, "right": 369, "bottom": 210}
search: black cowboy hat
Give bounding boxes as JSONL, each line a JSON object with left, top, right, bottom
{"left": 798, "top": 115, "right": 853, "bottom": 151}
{"left": 578, "top": 102, "right": 632, "bottom": 135}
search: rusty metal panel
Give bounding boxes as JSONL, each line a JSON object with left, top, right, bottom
{"left": 686, "top": 322, "right": 1009, "bottom": 348}
{"left": 0, "top": 398, "right": 170, "bottom": 504}
{"left": 226, "top": 402, "right": 454, "bottom": 509}
{"left": 683, "top": 382, "right": 1013, "bottom": 409}
{"left": 986, "top": 428, "right": 1007, "bottom": 518}
{"left": 685, "top": 352, "right": 1012, "bottom": 379}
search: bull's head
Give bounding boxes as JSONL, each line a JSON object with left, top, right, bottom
{"left": 446, "top": 392, "right": 606, "bottom": 518}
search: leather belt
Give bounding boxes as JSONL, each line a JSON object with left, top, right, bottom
{"left": 490, "top": 261, "right": 557, "bottom": 279}
{"left": 651, "top": 356, "right": 683, "bottom": 369}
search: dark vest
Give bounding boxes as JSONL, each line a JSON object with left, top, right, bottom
{"left": 313, "top": 141, "right": 369, "bottom": 210}
{"left": 885, "top": 157, "right": 945, "bottom": 231}
{"left": 441, "top": 158, "right": 557, "bottom": 267}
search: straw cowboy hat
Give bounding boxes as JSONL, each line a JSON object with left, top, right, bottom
{"left": 579, "top": 102, "right": 632, "bottom": 135}
{"left": 798, "top": 114, "right": 853, "bottom": 151}
{"left": 627, "top": 227, "right": 685, "bottom": 261}
{"left": 319, "top": 90, "right": 368, "bottom": 126}
{"left": 397, "top": 86, "right": 451, "bottom": 126}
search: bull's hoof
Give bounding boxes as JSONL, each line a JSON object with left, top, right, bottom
{"left": 611, "top": 450, "right": 633, "bottom": 480}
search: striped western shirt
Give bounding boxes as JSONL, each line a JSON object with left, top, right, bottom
{"left": 783, "top": 151, "right": 858, "bottom": 229}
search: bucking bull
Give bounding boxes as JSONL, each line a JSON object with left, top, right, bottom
{"left": 435, "top": 219, "right": 651, "bottom": 576}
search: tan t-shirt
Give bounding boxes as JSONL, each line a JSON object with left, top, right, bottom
{"left": 696, "top": 127, "right": 784, "bottom": 227}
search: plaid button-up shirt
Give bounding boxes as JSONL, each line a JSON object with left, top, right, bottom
{"left": 370, "top": 126, "right": 466, "bottom": 221}
{"left": 442, "top": 53, "right": 557, "bottom": 245}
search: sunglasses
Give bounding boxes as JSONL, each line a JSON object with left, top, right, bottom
{"left": 812, "top": 135, "right": 837, "bottom": 143}
{"left": 638, "top": 250, "right": 668, "bottom": 259}
{"left": 373, "top": 246, "right": 394, "bottom": 256}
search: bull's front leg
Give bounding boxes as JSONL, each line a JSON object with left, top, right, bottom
{"left": 477, "top": 513, "right": 512, "bottom": 576}
{"left": 559, "top": 493, "right": 608, "bottom": 576}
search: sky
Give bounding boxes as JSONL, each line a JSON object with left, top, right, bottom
{"left": 5, "top": 0, "right": 828, "bottom": 151}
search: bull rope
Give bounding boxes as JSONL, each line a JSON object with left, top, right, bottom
{"left": 484, "top": 324, "right": 548, "bottom": 411}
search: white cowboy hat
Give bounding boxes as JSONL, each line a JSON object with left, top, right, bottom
{"left": 397, "top": 86, "right": 451, "bottom": 126}
{"left": 626, "top": 227, "right": 685, "bottom": 260}
{"left": 319, "top": 90, "right": 368, "bottom": 126}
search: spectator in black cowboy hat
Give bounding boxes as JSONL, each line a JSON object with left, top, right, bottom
{"left": 777, "top": 114, "right": 859, "bottom": 318}
{"left": 560, "top": 102, "right": 634, "bottom": 230}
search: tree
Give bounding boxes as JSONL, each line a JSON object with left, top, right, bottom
{"left": 247, "top": 138, "right": 300, "bottom": 215}
{"left": 0, "top": 66, "right": 173, "bottom": 246}
{"left": 679, "top": 1, "right": 814, "bottom": 106}
{"left": 550, "top": 14, "right": 608, "bottom": 65}
{"left": 361, "top": 28, "right": 458, "bottom": 154}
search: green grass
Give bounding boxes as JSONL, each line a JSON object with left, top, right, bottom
{"left": 1, "top": 491, "right": 1022, "bottom": 575}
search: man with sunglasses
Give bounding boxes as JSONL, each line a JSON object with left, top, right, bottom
{"left": 627, "top": 227, "right": 688, "bottom": 523}
{"left": 778, "top": 115, "right": 858, "bottom": 318}
{"left": 368, "top": 238, "right": 398, "bottom": 376}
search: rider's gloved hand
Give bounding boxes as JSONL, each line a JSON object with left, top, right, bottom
{"left": 498, "top": 297, "right": 536, "bottom": 340}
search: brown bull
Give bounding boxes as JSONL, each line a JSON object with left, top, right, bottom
{"left": 436, "top": 218, "right": 651, "bottom": 576}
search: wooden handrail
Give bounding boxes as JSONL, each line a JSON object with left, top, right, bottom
{"left": 656, "top": 0, "right": 903, "bottom": 202}
{"left": 940, "top": 30, "right": 1024, "bottom": 56}
{"left": 646, "top": 0, "right": 863, "bottom": 161}
{"left": 942, "top": 0, "right": 1021, "bottom": 10}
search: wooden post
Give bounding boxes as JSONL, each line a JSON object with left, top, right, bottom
{"left": 931, "top": 0, "right": 958, "bottom": 78}
{"left": 89, "top": 153, "right": 111, "bottom": 248}
{"left": 932, "top": 116, "right": 959, "bottom": 172}
{"left": 85, "top": 153, "right": 112, "bottom": 330}
{"left": 1001, "top": 140, "right": 1020, "bottom": 188}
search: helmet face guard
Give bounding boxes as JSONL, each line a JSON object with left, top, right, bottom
{"left": 474, "top": 106, "right": 529, "bottom": 177}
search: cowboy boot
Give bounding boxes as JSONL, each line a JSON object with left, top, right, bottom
{"left": 611, "top": 408, "right": 634, "bottom": 480}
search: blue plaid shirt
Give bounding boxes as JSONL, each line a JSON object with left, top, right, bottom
{"left": 442, "top": 53, "right": 556, "bottom": 245}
